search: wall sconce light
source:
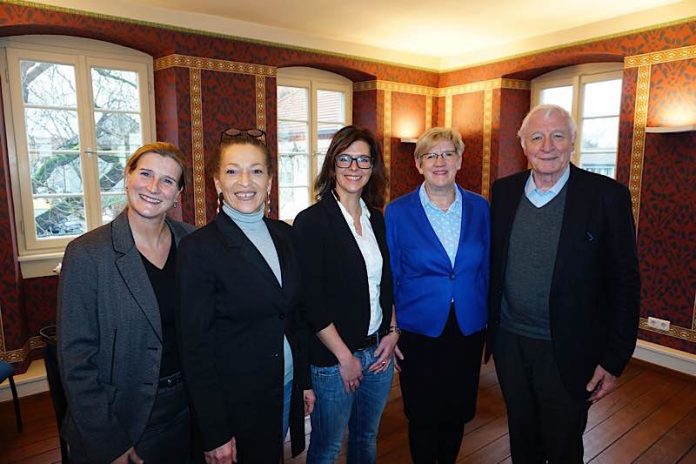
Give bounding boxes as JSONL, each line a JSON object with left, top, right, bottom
{"left": 400, "top": 138, "right": 418, "bottom": 144}
{"left": 645, "top": 124, "right": 696, "bottom": 133}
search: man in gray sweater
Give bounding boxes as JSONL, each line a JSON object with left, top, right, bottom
{"left": 487, "top": 104, "right": 640, "bottom": 463}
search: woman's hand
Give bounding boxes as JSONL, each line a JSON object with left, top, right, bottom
{"left": 303, "top": 389, "right": 316, "bottom": 415}
{"left": 339, "top": 355, "right": 363, "bottom": 392}
{"left": 369, "top": 332, "right": 400, "bottom": 373}
{"left": 111, "top": 447, "right": 143, "bottom": 464}
{"left": 204, "top": 437, "right": 237, "bottom": 464}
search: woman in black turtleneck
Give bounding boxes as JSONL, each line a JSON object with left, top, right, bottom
{"left": 177, "top": 129, "right": 314, "bottom": 464}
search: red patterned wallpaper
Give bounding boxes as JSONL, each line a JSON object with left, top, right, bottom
{"left": 637, "top": 131, "right": 696, "bottom": 354}
{"left": 200, "top": 71, "right": 258, "bottom": 222}
{"left": 440, "top": 21, "right": 695, "bottom": 85}
{"left": 616, "top": 67, "right": 638, "bottom": 187}
{"left": 494, "top": 88, "right": 529, "bottom": 181}
{"left": 0, "top": 2, "right": 694, "bottom": 365}
{"left": 155, "top": 67, "right": 193, "bottom": 223}
{"left": 647, "top": 60, "right": 696, "bottom": 127}
{"left": 452, "top": 92, "right": 484, "bottom": 193}
{"left": 353, "top": 90, "right": 378, "bottom": 135}
{"left": 390, "top": 92, "right": 426, "bottom": 201}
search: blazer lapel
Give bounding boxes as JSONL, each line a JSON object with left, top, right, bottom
{"left": 321, "top": 195, "right": 367, "bottom": 274}
{"left": 407, "top": 189, "right": 452, "bottom": 265}
{"left": 215, "top": 213, "right": 283, "bottom": 294}
{"left": 111, "top": 212, "right": 163, "bottom": 342}
{"left": 551, "top": 165, "right": 586, "bottom": 287}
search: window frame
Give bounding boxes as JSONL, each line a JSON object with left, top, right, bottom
{"left": 277, "top": 67, "right": 352, "bottom": 221}
{"left": 0, "top": 35, "right": 155, "bottom": 277}
{"left": 531, "top": 62, "right": 623, "bottom": 173}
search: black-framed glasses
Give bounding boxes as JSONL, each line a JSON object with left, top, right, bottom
{"left": 220, "top": 128, "right": 266, "bottom": 144}
{"left": 335, "top": 154, "right": 373, "bottom": 169}
{"left": 419, "top": 151, "right": 457, "bottom": 163}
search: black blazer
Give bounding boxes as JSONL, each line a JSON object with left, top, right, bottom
{"left": 177, "top": 213, "right": 309, "bottom": 459}
{"left": 488, "top": 165, "right": 640, "bottom": 399}
{"left": 293, "top": 194, "right": 394, "bottom": 367}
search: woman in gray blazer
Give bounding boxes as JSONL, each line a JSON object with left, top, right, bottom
{"left": 58, "top": 142, "right": 195, "bottom": 463}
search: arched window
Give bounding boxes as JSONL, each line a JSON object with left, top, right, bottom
{"left": 277, "top": 67, "right": 352, "bottom": 220}
{"left": 531, "top": 63, "right": 623, "bottom": 179}
{"left": 1, "top": 35, "right": 155, "bottom": 277}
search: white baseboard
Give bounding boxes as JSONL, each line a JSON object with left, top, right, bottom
{"left": 0, "top": 359, "right": 49, "bottom": 402}
{"left": 633, "top": 339, "right": 696, "bottom": 377}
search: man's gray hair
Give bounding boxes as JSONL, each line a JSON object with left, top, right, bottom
{"left": 518, "top": 104, "right": 577, "bottom": 149}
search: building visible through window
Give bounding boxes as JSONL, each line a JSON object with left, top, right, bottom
{"left": 277, "top": 67, "right": 352, "bottom": 221}
{"left": 533, "top": 63, "right": 623, "bottom": 179}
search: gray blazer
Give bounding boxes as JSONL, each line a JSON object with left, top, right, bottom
{"left": 57, "top": 211, "right": 194, "bottom": 463}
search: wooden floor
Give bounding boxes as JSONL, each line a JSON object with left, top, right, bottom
{"left": 1, "top": 359, "right": 695, "bottom": 463}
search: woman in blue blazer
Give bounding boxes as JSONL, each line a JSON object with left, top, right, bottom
{"left": 385, "top": 128, "right": 489, "bottom": 464}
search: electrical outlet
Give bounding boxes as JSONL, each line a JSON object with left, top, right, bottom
{"left": 647, "top": 316, "right": 670, "bottom": 331}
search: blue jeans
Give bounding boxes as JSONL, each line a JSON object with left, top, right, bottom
{"left": 307, "top": 344, "right": 394, "bottom": 464}
{"left": 282, "top": 379, "right": 292, "bottom": 440}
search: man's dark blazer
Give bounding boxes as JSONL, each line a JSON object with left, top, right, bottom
{"left": 58, "top": 211, "right": 194, "bottom": 463}
{"left": 488, "top": 164, "right": 640, "bottom": 399}
{"left": 293, "top": 194, "right": 393, "bottom": 367}
{"left": 177, "top": 213, "right": 309, "bottom": 459}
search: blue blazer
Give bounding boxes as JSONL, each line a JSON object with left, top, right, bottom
{"left": 385, "top": 185, "right": 490, "bottom": 337}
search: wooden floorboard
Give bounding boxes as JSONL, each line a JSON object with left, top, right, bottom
{"left": 1, "top": 359, "right": 694, "bottom": 464}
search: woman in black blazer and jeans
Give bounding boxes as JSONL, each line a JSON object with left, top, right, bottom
{"left": 294, "top": 125, "right": 400, "bottom": 464}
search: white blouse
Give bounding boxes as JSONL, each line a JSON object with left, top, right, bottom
{"left": 336, "top": 197, "right": 384, "bottom": 336}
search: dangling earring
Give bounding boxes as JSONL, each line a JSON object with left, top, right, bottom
{"left": 173, "top": 201, "right": 178, "bottom": 209}
{"left": 218, "top": 192, "right": 225, "bottom": 212}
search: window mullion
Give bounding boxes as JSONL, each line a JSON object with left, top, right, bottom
{"left": 76, "top": 56, "right": 101, "bottom": 230}
{"left": 309, "top": 81, "right": 319, "bottom": 201}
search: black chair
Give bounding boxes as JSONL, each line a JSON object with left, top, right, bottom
{"left": 40, "top": 325, "right": 70, "bottom": 464}
{"left": 0, "top": 358, "right": 22, "bottom": 432}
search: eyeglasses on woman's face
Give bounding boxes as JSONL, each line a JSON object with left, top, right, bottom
{"left": 335, "top": 154, "right": 373, "bottom": 169}
{"left": 419, "top": 151, "right": 458, "bottom": 163}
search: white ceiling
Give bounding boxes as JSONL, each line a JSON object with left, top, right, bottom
{"left": 31, "top": 0, "right": 696, "bottom": 70}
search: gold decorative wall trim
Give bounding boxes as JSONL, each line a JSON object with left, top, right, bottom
{"left": 255, "top": 76, "right": 267, "bottom": 132}
{"left": 481, "top": 89, "right": 493, "bottom": 199}
{"left": 154, "top": 54, "right": 276, "bottom": 76}
{"left": 383, "top": 90, "right": 392, "bottom": 195}
{"left": 189, "top": 68, "right": 206, "bottom": 227}
{"left": 445, "top": 95, "right": 453, "bottom": 127}
{"left": 639, "top": 318, "right": 696, "bottom": 343}
{"left": 354, "top": 78, "right": 530, "bottom": 97}
{"left": 425, "top": 96, "right": 433, "bottom": 130}
{"left": 628, "top": 64, "right": 651, "bottom": 226}
{"left": 625, "top": 45, "right": 696, "bottom": 68}
{"left": 353, "top": 80, "right": 438, "bottom": 96}
{"left": 0, "top": 336, "right": 44, "bottom": 363}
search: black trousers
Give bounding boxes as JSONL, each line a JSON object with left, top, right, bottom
{"left": 399, "top": 309, "right": 485, "bottom": 464}
{"left": 494, "top": 329, "right": 590, "bottom": 464}
{"left": 135, "top": 374, "right": 191, "bottom": 463}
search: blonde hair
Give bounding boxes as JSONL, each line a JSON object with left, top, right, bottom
{"left": 414, "top": 127, "right": 464, "bottom": 160}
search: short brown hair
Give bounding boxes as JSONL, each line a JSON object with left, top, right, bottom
{"left": 314, "top": 125, "right": 388, "bottom": 209}
{"left": 125, "top": 142, "right": 186, "bottom": 190}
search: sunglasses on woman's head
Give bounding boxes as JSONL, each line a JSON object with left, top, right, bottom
{"left": 220, "top": 128, "right": 266, "bottom": 144}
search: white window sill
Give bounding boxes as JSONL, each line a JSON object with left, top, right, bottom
{"left": 18, "top": 252, "right": 63, "bottom": 278}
